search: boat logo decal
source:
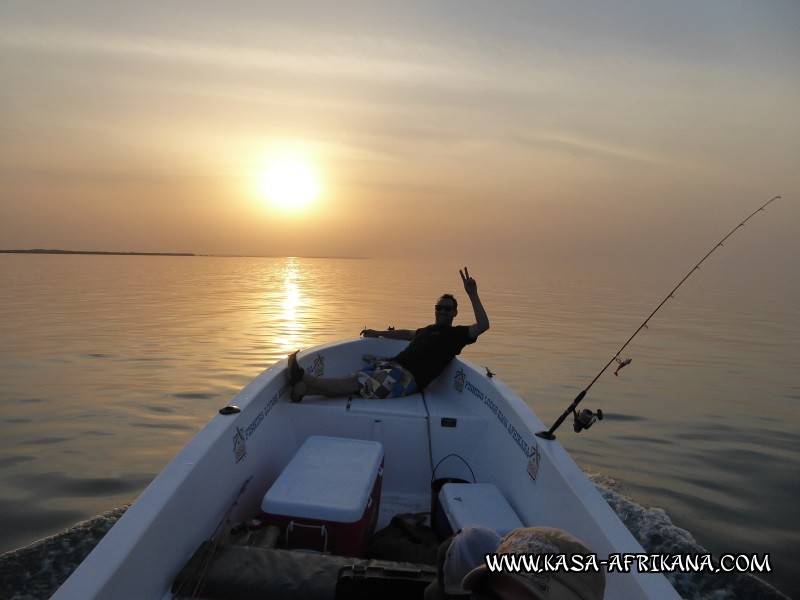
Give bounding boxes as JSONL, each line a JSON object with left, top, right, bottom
{"left": 453, "top": 368, "right": 466, "bottom": 392}
{"left": 463, "top": 377, "right": 538, "bottom": 464}
{"left": 234, "top": 382, "right": 289, "bottom": 462}
{"left": 233, "top": 427, "right": 247, "bottom": 463}
{"left": 527, "top": 448, "right": 541, "bottom": 483}
{"left": 311, "top": 354, "right": 325, "bottom": 377}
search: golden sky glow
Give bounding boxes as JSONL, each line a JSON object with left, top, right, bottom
{"left": 1, "top": 2, "right": 798, "bottom": 267}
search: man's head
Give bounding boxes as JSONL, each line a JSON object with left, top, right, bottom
{"left": 435, "top": 294, "right": 458, "bottom": 326}
{"left": 425, "top": 525, "right": 502, "bottom": 599}
{"left": 462, "top": 527, "right": 606, "bottom": 600}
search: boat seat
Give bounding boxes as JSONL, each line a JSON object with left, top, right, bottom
{"left": 435, "top": 483, "right": 523, "bottom": 539}
{"left": 346, "top": 393, "right": 428, "bottom": 418}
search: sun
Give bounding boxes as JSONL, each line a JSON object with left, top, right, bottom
{"left": 258, "top": 160, "right": 320, "bottom": 211}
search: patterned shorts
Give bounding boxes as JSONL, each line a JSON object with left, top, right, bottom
{"left": 356, "top": 361, "right": 417, "bottom": 399}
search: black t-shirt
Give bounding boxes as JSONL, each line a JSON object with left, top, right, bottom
{"left": 391, "top": 324, "right": 476, "bottom": 390}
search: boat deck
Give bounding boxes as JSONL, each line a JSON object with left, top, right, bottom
{"left": 170, "top": 493, "right": 440, "bottom": 600}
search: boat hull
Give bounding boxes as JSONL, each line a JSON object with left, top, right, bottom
{"left": 53, "top": 338, "right": 679, "bottom": 599}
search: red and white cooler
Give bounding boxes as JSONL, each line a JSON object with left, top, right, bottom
{"left": 260, "top": 435, "right": 384, "bottom": 557}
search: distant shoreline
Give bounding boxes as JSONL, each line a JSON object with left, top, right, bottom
{"left": 0, "top": 249, "right": 196, "bottom": 257}
{"left": 0, "top": 249, "right": 368, "bottom": 259}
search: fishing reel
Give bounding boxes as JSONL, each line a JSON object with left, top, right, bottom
{"left": 573, "top": 407, "right": 603, "bottom": 433}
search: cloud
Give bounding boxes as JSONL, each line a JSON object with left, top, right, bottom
{"left": 1, "top": 2, "right": 797, "bottom": 260}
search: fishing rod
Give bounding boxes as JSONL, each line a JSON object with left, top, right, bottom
{"left": 536, "top": 195, "right": 782, "bottom": 441}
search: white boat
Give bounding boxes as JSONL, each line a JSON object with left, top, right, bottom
{"left": 52, "top": 338, "right": 680, "bottom": 599}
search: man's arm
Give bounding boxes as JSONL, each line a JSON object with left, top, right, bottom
{"left": 460, "top": 267, "right": 490, "bottom": 339}
{"left": 361, "top": 328, "right": 416, "bottom": 341}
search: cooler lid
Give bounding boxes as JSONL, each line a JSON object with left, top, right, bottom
{"left": 439, "top": 483, "right": 522, "bottom": 536}
{"left": 262, "top": 436, "right": 384, "bottom": 523}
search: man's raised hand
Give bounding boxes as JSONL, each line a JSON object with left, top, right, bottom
{"left": 460, "top": 267, "right": 478, "bottom": 295}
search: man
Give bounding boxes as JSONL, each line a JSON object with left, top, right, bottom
{"left": 461, "top": 527, "right": 606, "bottom": 600}
{"left": 287, "top": 267, "right": 489, "bottom": 402}
{"left": 424, "top": 525, "right": 502, "bottom": 600}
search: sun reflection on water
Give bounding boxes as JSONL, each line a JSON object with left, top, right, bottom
{"left": 270, "top": 258, "right": 310, "bottom": 356}
{"left": 282, "top": 264, "right": 300, "bottom": 321}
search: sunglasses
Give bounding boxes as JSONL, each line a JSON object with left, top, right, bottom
{"left": 435, "top": 304, "right": 455, "bottom": 313}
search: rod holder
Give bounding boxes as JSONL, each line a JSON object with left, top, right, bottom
{"left": 536, "top": 389, "right": 587, "bottom": 440}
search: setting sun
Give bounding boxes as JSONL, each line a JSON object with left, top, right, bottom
{"left": 258, "top": 160, "right": 320, "bottom": 211}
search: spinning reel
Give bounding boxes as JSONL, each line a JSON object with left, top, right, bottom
{"left": 573, "top": 407, "right": 603, "bottom": 433}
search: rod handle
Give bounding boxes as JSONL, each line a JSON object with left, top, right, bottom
{"left": 536, "top": 389, "right": 587, "bottom": 440}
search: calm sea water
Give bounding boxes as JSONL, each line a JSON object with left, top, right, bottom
{"left": 0, "top": 254, "right": 797, "bottom": 598}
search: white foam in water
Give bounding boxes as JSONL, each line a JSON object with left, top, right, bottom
{"left": 0, "top": 482, "right": 790, "bottom": 599}
{"left": 0, "top": 507, "right": 127, "bottom": 600}
{"left": 587, "top": 473, "right": 789, "bottom": 600}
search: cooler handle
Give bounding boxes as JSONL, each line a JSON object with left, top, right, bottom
{"left": 286, "top": 521, "right": 328, "bottom": 553}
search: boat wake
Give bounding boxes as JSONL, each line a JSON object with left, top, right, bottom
{"left": 587, "top": 473, "right": 788, "bottom": 600}
{"left": 0, "top": 507, "right": 127, "bottom": 600}
{"left": 0, "top": 480, "right": 788, "bottom": 600}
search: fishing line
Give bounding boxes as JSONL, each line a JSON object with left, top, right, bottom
{"left": 536, "top": 195, "right": 782, "bottom": 440}
{"left": 172, "top": 476, "right": 253, "bottom": 599}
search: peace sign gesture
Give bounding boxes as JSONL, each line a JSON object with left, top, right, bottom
{"left": 460, "top": 267, "right": 478, "bottom": 295}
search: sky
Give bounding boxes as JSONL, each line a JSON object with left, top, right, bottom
{"left": 1, "top": 1, "right": 798, "bottom": 269}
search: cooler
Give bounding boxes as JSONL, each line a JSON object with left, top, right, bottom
{"left": 260, "top": 436, "right": 384, "bottom": 557}
{"left": 436, "top": 483, "right": 522, "bottom": 538}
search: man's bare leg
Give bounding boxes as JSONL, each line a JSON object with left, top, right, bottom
{"left": 301, "top": 373, "right": 361, "bottom": 397}
{"left": 288, "top": 351, "right": 361, "bottom": 402}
